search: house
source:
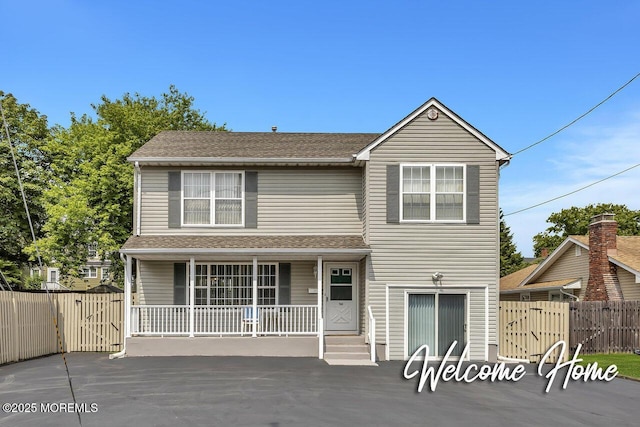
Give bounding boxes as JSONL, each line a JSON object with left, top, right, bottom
{"left": 119, "top": 98, "right": 510, "bottom": 363}
{"left": 500, "top": 213, "right": 640, "bottom": 302}
{"left": 32, "top": 244, "right": 113, "bottom": 291}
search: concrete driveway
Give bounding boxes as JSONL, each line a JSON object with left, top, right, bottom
{"left": 1, "top": 353, "right": 639, "bottom": 426}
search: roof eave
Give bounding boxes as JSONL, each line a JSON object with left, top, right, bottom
{"left": 501, "top": 279, "right": 582, "bottom": 294}
{"left": 127, "top": 156, "right": 357, "bottom": 165}
{"left": 120, "top": 248, "right": 371, "bottom": 255}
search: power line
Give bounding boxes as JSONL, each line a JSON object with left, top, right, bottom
{"left": 0, "top": 101, "right": 83, "bottom": 427}
{"left": 504, "top": 162, "right": 640, "bottom": 216}
{"left": 511, "top": 72, "right": 640, "bottom": 156}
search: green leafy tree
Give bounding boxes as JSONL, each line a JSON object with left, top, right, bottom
{"left": 533, "top": 203, "right": 640, "bottom": 256}
{"left": 31, "top": 86, "right": 226, "bottom": 284}
{"left": 500, "top": 209, "right": 527, "bottom": 277}
{"left": 0, "top": 91, "right": 50, "bottom": 287}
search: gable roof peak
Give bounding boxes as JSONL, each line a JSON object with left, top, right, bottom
{"left": 355, "top": 98, "right": 511, "bottom": 162}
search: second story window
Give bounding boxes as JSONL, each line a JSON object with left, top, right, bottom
{"left": 82, "top": 266, "right": 98, "bottom": 279}
{"left": 400, "top": 164, "right": 465, "bottom": 222}
{"left": 182, "top": 171, "right": 244, "bottom": 226}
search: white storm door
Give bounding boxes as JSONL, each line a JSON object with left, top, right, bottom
{"left": 325, "top": 264, "right": 357, "bottom": 331}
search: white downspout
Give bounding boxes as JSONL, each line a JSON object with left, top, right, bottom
{"left": 135, "top": 161, "right": 141, "bottom": 236}
{"left": 110, "top": 253, "right": 131, "bottom": 359}
{"left": 560, "top": 288, "right": 579, "bottom": 301}
{"left": 317, "top": 256, "right": 323, "bottom": 359}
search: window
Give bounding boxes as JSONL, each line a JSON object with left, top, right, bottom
{"left": 101, "top": 268, "right": 110, "bottom": 280}
{"left": 87, "top": 243, "right": 98, "bottom": 258}
{"left": 191, "top": 263, "right": 277, "bottom": 305}
{"left": 575, "top": 245, "right": 582, "bottom": 257}
{"left": 401, "top": 164, "right": 465, "bottom": 221}
{"left": 182, "top": 172, "right": 244, "bottom": 226}
{"left": 520, "top": 293, "right": 530, "bottom": 302}
{"left": 549, "top": 291, "right": 572, "bottom": 302}
{"left": 82, "top": 266, "right": 97, "bottom": 279}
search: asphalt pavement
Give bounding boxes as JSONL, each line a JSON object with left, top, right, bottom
{"left": 1, "top": 353, "right": 639, "bottom": 426}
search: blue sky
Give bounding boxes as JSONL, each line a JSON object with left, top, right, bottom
{"left": 2, "top": 0, "right": 639, "bottom": 256}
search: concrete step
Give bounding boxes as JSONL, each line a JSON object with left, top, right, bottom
{"left": 324, "top": 359, "right": 378, "bottom": 366}
{"left": 325, "top": 344, "right": 369, "bottom": 353}
{"left": 323, "top": 351, "right": 371, "bottom": 361}
{"left": 324, "top": 335, "right": 366, "bottom": 345}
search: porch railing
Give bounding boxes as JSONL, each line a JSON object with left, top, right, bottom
{"left": 131, "top": 305, "right": 318, "bottom": 336}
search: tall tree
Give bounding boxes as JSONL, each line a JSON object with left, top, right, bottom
{"left": 31, "top": 86, "right": 226, "bottom": 283}
{"left": 533, "top": 203, "right": 640, "bottom": 256}
{"left": 0, "top": 91, "right": 50, "bottom": 287}
{"left": 500, "top": 209, "right": 527, "bottom": 277}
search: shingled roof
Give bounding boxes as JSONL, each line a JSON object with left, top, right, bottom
{"left": 121, "top": 235, "right": 370, "bottom": 252}
{"left": 128, "top": 131, "right": 380, "bottom": 161}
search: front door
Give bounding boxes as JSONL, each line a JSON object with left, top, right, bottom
{"left": 325, "top": 263, "right": 358, "bottom": 332}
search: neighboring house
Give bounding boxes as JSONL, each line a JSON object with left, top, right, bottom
{"left": 120, "top": 98, "right": 510, "bottom": 363}
{"left": 32, "top": 244, "right": 113, "bottom": 291}
{"left": 500, "top": 213, "right": 640, "bottom": 302}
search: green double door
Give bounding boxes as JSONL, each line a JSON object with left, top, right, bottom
{"left": 407, "top": 294, "right": 466, "bottom": 358}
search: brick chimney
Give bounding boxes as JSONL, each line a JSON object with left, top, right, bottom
{"left": 584, "top": 213, "right": 621, "bottom": 301}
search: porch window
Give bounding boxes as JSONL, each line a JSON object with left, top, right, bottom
{"left": 400, "top": 164, "right": 465, "bottom": 222}
{"left": 182, "top": 172, "right": 244, "bottom": 226}
{"left": 191, "top": 263, "right": 277, "bottom": 305}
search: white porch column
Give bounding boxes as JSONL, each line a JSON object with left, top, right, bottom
{"left": 124, "top": 255, "right": 132, "bottom": 339}
{"left": 252, "top": 256, "right": 258, "bottom": 338}
{"left": 317, "top": 256, "right": 323, "bottom": 359}
{"left": 189, "top": 257, "right": 195, "bottom": 338}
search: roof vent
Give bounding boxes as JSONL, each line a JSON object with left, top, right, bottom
{"left": 271, "top": 126, "right": 277, "bottom": 132}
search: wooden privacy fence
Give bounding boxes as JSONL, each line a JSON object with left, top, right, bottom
{"left": 0, "top": 292, "right": 123, "bottom": 364}
{"left": 500, "top": 301, "right": 569, "bottom": 363}
{"left": 569, "top": 301, "right": 640, "bottom": 354}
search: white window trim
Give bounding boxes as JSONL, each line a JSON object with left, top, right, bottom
{"left": 180, "top": 170, "right": 245, "bottom": 227}
{"left": 101, "top": 267, "right": 110, "bottom": 280}
{"left": 83, "top": 266, "right": 98, "bottom": 279}
{"left": 189, "top": 262, "right": 279, "bottom": 306}
{"left": 575, "top": 245, "right": 582, "bottom": 257}
{"left": 520, "top": 292, "right": 531, "bottom": 302}
{"left": 399, "top": 163, "right": 467, "bottom": 223}
{"left": 403, "top": 289, "right": 470, "bottom": 361}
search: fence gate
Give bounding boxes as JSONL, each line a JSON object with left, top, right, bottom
{"left": 57, "top": 293, "right": 124, "bottom": 352}
{"left": 500, "top": 301, "right": 569, "bottom": 363}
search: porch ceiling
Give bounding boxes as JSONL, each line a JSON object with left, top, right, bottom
{"left": 120, "top": 234, "right": 370, "bottom": 261}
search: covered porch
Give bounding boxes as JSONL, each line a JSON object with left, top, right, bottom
{"left": 120, "top": 235, "right": 372, "bottom": 359}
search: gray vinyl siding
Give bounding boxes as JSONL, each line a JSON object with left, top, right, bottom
{"left": 139, "top": 167, "right": 363, "bottom": 235}
{"left": 535, "top": 244, "right": 589, "bottom": 299}
{"left": 387, "top": 286, "right": 487, "bottom": 360}
{"left": 138, "top": 261, "right": 174, "bottom": 305}
{"left": 137, "top": 260, "right": 319, "bottom": 306}
{"left": 290, "top": 261, "right": 319, "bottom": 305}
{"left": 618, "top": 268, "right": 640, "bottom": 300}
{"left": 367, "top": 109, "right": 499, "bottom": 358}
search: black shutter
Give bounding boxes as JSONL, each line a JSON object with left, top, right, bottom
{"left": 386, "top": 165, "right": 400, "bottom": 223}
{"left": 173, "top": 263, "right": 186, "bottom": 305}
{"left": 168, "top": 172, "right": 181, "bottom": 228}
{"left": 278, "top": 263, "right": 291, "bottom": 305}
{"left": 466, "top": 165, "right": 480, "bottom": 224}
{"left": 245, "top": 171, "right": 258, "bottom": 228}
